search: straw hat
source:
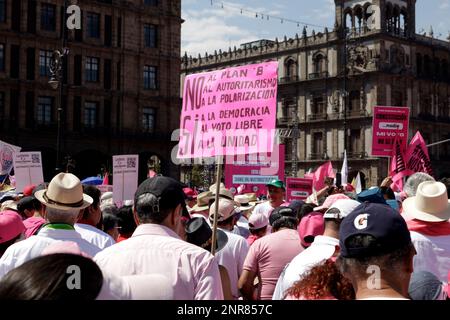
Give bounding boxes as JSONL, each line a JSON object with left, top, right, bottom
{"left": 402, "top": 181, "right": 450, "bottom": 222}
{"left": 191, "top": 191, "right": 213, "bottom": 213}
{"left": 35, "top": 173, "right": 93, "bottom": 211}
{"left": 234, "top": 194, "right": 256, "bottom": 212}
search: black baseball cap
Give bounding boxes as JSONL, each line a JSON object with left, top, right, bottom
{"left": 339, "top": 202, "right": 411, "bottom": 258}
{"left": 134, "top": 176, "right": 189, "bottom": 218}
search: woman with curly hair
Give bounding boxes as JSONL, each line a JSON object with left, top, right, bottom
{"left": 284, "top": 259, "right": 355, "bottom": 300}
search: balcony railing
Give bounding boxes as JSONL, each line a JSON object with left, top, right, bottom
{"left": 307, "top": 113, "right": 327, "bottom": 121}
{"left": 308, "top": 71, "right": 328, "bottom": 80}
{"left": 345, "top": 109, "right": 369, "bottom": 118}
{"left": 309, "top": 153, "right": 330, "bottom": 160}
{"left": 342, "top": 152, "right": 369, "bottom": 159}
{"left": 279, "top": 75, "right": 299, "bottom": 84}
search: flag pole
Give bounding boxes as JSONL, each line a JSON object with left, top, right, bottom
{"left": 210, "top": 155, "right": 223, "bottom": 256}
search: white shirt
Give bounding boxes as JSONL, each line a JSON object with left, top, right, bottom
{"left": 94, "top": 224, "right": 223, "bottom": 300}
{"left": 0, "top": 226, "right": 102, "bottom": 278}
{"left": 75, "top": 223, "right": 115, "bottom": 250}
{"left": 215, "top": 228, "right": 250, "bottom": 299}
{"left": 410, "top": 231, "right": 450, "bottom": 282}
{"left": 272, "top": 236, "right": 339, "bottom": 300}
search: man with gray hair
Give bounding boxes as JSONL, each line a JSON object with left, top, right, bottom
{"left": 404, "top": 173, "right": 435, "bottom": 197}
{"left": 0, "top": 173, "right": 101, "bottom": 278}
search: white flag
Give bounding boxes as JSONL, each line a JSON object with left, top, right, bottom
{"left": 355, "top": 172, "right": 362, "bottom": 194}
{"left": 341, "top": 150, "right": 348, "bottom": 187}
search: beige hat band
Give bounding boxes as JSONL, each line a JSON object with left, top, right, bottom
{"left": 43, "top": 192, "right": 85, "bottom": 208}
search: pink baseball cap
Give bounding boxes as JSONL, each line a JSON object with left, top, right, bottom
{"left": 0, "top": 210, "right": 25, "bottom": 244}
{"left": 248, "top": 213, "right": 268, "bottom": 230}
{"left": 313, "top": 194, "right": 350, "bottom": 212}
{"left": 298, "top": 212, "right": 325, "bottom": 247}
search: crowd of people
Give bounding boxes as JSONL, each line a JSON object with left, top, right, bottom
{"left": 0, "top": 171, "right": 449, "bottom": 300}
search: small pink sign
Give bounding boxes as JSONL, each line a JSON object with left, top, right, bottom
{"left": 178, "top": 61, "right": 278, "bottom": 159}
{"left": 371, "top": 106, "right": 410, "bottom": 157}
{"left": 286, "top": 178, "right": 313, "bottom": 201}
{"left": 224, "top": 144, "right": 285, "bottom": 197}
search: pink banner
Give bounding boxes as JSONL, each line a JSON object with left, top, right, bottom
{"left": 371, "top": 106, "right": 410, "bottom": 157}
{"left": 286, "top": 178, "right": 313, "bottom": 201}
{"left": 405, "top": 131, "right": 433, "bottom": 177}
{"left": 178, "top": 62, "right": 278, "bottom": 159}
{"left": 224, "top": 144, "right": 285, "bottom": 197}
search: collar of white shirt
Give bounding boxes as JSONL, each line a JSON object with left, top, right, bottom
{"left": 37, "top": 226, "right": 83, "bottom": 241}
{"left": 310, "top": 235, "right": 340, "bottom": 247}
{"left": 132, "top": 224, "right": 181, "bottom": 240}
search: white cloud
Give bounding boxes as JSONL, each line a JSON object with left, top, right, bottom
{"left": 182, "top": 12, "right": 259, "bottom": 56}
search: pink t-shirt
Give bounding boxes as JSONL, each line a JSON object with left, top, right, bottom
{"left": 243, "top": 229, "right": 303, "bottom": 300}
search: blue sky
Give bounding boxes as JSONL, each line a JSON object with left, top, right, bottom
{"left": 182, "top": 0, "right": 450, "bottom": 56}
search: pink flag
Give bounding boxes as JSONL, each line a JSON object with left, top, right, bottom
{"left": 148, "top": 169, "right": 157, "bottom": 178}
{"left": 102, "top": 172, "right": 109, "bottom": 185}
{"left": 389, "top": 137, "right": 413, "bottom": 192}
{"left": 405, "top": 131, "right": 433, "bottom": 177}
{"left": 237, "top": 184, "right": 245, "bottom": 195}
{"left": 312, "top": 161, "right": 335, "bottom": 191}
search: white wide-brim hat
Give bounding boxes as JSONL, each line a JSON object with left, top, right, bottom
{"left": 402, "top": 181, "right": 450, "bottom": 222}
{"left": 35, "top": 173, "right": 93, "bottom": 211}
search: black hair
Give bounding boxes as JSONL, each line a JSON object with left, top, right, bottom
{"left": 298, "top": 203, "right": 317, "bottom": 221}
{"left": 271, "top": 216, "right": 298, "bottom": 232}
{"left": 380, "top": 187, "right": 396, "bottom": 200}
{"left": 102, "top": 213, "right": 119, "bottom": 233}
{"left": 82, "top": 185, "right": 101, "bottom": 209}
{"left": 0, "top": 234, "right": 21, "bottom": 258}
{"left": 338, "top": 234, "right": 415, "bottom": 278}
{"left": 117, "top": 205, "right": 137, "bottom": 235}
{"left": 0, "top": 254, "right": 103, "bottom": 300}
{"left": 17, "top": 197, "right": 42, "bottom": 214}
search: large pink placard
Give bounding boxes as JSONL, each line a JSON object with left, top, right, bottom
{"left": 371, "top": 106, "right": 410, "bottom": 157}
{"left": 224, "top": 144, "right": 285, "bottom": 197}
{"left": 178, "top": 62, "right": 278, "bottom": 159}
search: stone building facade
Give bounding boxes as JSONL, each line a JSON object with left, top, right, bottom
{"left": 182, "top": 0, "right": 450, "bottom": 187}
{"left": 0, "top": 0, "right": 181, "bottom": 181}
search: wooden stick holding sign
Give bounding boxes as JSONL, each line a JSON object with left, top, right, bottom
{"left": 210, "top": 156, "right": 223, "bottom": 256}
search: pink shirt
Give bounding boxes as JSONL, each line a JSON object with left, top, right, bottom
{"left": 94, "top": 224, "right": 223, "bottom": 300}
{"left": 243, "top": 229, "right": 303, "bottom": 300}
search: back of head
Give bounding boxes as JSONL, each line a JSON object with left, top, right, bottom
{"left": 82, "top": 185, "right": 101, "bottom": 209}
{"left": 134, "top": 176, "right": 188, "bottom": 224}
{"left": 117, "top": 205, "right": 137, "bottom": 235}
{"left": 269, "top": 206, "right": 298, "bottom": 231}
{"left": 404, "top": 173, "right": 435, "bottom": 197}
{"left": 0, "top": 253, "right": 103, "bottom": 300}
{"left": 338, "top": 203, "right": 414, "bottom": 285}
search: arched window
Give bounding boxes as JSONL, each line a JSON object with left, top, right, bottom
{"left": 354, "top": 6, "right": 363, "bottom": 32}
{"left": 285, "top": 58, "right": 297, "bottom": 79}
{"left": 313, "top": 53, "right": 326, "bottom": 74}
{"left": 344, "top": 9, "right": 353, "bottom": 31}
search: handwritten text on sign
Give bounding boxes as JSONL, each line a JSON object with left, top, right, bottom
{"left": 371, "top": 106, "right": 410, "bottom": 157}
{"left": 178, "top": 62, "right": 278, "bottom": 159}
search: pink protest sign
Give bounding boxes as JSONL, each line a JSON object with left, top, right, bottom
{"left": 224, "top": 144, "right": 285, "bottom": 197}
{"left": 371, "top": 106, "right": 410, "bottom": 157}
{"left": 286, "top": 178, "right": 313, "bottom": 201}
{"left": 178, "top": 61, "right": 278, "bottom": 159}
